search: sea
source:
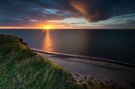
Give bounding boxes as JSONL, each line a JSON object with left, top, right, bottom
{"left": 0, "top": 29, "right": 135, "bottom": 64}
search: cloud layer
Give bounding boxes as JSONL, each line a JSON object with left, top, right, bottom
{"left": 69, "top": 0, "right": 135, "bottom": 22}
{"left": 0, "top": 0, "right": 135, "bottom": 27}
{"left": 0, "top": 0, "right": 79, "bottom": 26}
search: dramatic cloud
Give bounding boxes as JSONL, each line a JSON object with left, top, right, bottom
{"left": 69, "top": 0, "right": 135, "bottom": 22}
{"left": 0, "top": 0, "right": 135, "bottom": 28}
{"left": 0, "top": 0, "right": 80, "bottom": 26}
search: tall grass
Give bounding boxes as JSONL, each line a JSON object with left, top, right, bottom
{"left": 0, "top": 34, "right": 84, "bottom": 89}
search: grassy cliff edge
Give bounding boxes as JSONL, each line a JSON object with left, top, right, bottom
{"left": 0, "top": 34, "right": 87, "bottom": 89}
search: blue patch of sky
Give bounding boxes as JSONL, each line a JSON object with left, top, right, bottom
{"left": 43, "top": 8, "right": 59, "bottom": 14}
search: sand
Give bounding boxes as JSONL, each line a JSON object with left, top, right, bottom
{"left": 32, "top": 48, "right": 135, "bottom": 89}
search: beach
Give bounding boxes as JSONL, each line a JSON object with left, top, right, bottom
{"left": 32, "top": 48, "right": 135, "bottom": 89}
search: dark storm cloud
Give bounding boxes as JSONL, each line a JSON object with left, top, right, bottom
{"left": 69, "top": 0, "right": 135, "bottom": 22}
{"left": 0, "top": 0, "right": 135, "bottom": 26}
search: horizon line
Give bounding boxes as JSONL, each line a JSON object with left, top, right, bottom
{"left": 0, "top": 26, "right": 135, "bottom": 30}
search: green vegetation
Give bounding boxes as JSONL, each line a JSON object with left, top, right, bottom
{"left": 0, "top": 34, "right": 82, "bottom": 89}
{"left": 0, "top": 34, "right": 125, "bottom": 89}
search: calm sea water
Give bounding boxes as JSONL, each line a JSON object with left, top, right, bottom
{"left": 0, "top": 29, "right": 135, "bottom": 64}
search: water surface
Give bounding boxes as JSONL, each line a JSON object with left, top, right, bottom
{"left": 0, "top": 29, "right": 135, "bottom": 64}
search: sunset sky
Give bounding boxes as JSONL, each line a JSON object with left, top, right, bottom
{"left": 0, "top": 0, "right": 135, "bottom": 29}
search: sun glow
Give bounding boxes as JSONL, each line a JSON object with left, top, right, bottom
{"left": 43, "top": 25, "right": 53, "bottom": 30}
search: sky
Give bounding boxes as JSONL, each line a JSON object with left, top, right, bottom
{"left": 0, "top": 0, "right": 135, "bottom": 29}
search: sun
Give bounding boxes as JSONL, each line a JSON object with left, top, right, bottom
{"left": 43, "top": 25, "right": 53, "bottom": 30}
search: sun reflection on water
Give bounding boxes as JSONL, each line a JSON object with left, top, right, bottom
{"left": 42, "top": 30, "right": 53, "bottom": 52}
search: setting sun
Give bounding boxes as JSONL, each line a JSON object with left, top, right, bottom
{"left": 43, "top": 25, "right": 53, "bottom": 30}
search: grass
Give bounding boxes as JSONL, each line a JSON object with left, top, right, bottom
{"left": 0, "top": 34, "right": 82, "bottom": 89}
{"left": 0, "top": 34, "right": 125, "bottom": 89}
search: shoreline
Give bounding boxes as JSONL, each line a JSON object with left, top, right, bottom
{"left": 31, "top": 48, "right": 135, "bottom": 67}
{"left": 33, "top": 48, "right": 135, "bottom": 88}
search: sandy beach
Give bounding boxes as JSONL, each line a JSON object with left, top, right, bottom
{"left": 32, "top": 48, "right": 135, "bottom": 89}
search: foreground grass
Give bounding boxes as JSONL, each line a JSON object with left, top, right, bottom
{"left": 0, "top": 34, "right": 86, "bottom": 89}
{"left": 0, "top": 34, "right": 125, "bottom": 89}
